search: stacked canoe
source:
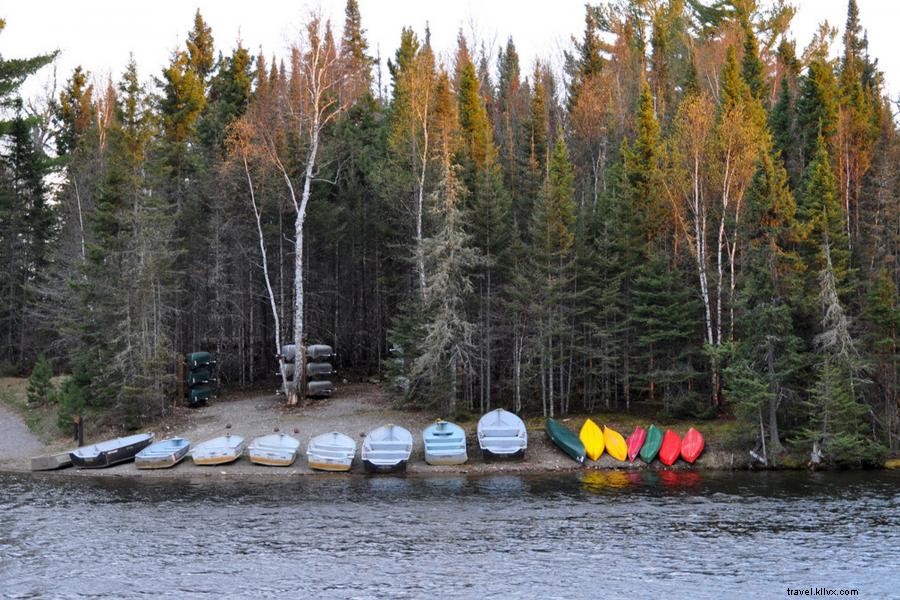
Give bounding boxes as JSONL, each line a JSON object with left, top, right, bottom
{"left": 547, "top": 419, "right": 705, "bottom": 467}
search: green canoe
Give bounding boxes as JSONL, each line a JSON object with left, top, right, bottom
{"left": 546, "top": 418, "right": 586, "bottom": 464}
{"left": 639, "top": 424, "right": 663, "bottom": 463}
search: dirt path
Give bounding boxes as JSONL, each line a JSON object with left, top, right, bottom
{"left": 0, "top": 403, "right": 44, "bottom": 470}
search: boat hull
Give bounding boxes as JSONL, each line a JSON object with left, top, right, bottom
{"left": 363, "top": 459, "right": 407, "bottom": 473}
{"left": 603, "top": 426, "right": 628, "bottom": 462}
{"left": 626, "top": 426, "right": 647, "bottom": 462}
{"left": 247, "top": 434, "right": 300, "bottom": 467}
{"left": 640, "top": 424, "right": 663, "bottom": 463}
{"left": 481, "top": 447, "right": 526, "bottom": 461}
{"left": 680, "top": 427, "right": 705, "bottom": 463}
{"left": 477, "top": 409, "right": 527, "bottom": 461}
{"left": 308, "top": 459, "right": 352, "bottom": 472}
{"left": 361, "top": 425, "right": 413, "bottom": 473}
{"left": 136, "top": 439, "right": 191, "bottom": 469}
{"left": 307, "top": 432, "right": 356, "bottom": 472}
{"left": 546, "top": 418, "right": 586, "bottom": 464}
{"left": 30, "top": 451, "right": 73, "bottom": 471}
{"left": 70, "top": 434, "right": 154, "bottom": 469}
{"left": 423, "top": 421, "right": 468, "bottom": 466}
{"left": 192, "top": 435, "right": 245, "bottom": 466}
{"left": 424, "top": 452, "right": 468, "bottom": 466}
{"left": 659, "top": 430, "right": 682, "bottom": 466}
{"left": 579, "top": 419, "right": 604, "bottom": 461}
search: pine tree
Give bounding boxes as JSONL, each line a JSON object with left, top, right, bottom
{"left": 198, "top": 45, "right": 253, "bottom": 151}
{"left": 796, "top": 59, "right": 838, "bottom": 171}
{"left": 341, "top": 0, "right": 373, "bottom": 95}
{"left": 408, "top": 71, "right": 482, "bottom": 415}
{"left": 726, "top": 149, "right": 805, "bottom": 461}
{"left": 26, "top": 355, "right": 53, "bottom": 405}
{"left": 531, "top": 135, "right": 577, "bottom": 416}
{"left": 739, "top": 14, "right": 768, "bottom": 103}
{"left": 55, "top": 66, "right": 95, "bottom": 157}
{"left": 186, "top": 10, "right": 215, "bottom": 81}
{"left": 631, "top": 254, "right": 700, "bottom": 411}
{"left": 568, "top": 5, "right": 605, "bottom": 110}
{"left": 456, "top": 52, "right": 494, "bottom": 172}
{"left": 798, "top": 133, "right": 849, "bottom": 298}
{"left": 770, "top": 75, "right": 799, "bottom": 184}
{"left": 799, "top": 238, "right": 884, "bottom": 465}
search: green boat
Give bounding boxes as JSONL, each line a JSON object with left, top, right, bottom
{"left": 546, "top": 418, "right": 586, "bottom": 464}
{"left": 640, "top": 424, "right": 663, "bottom": 463}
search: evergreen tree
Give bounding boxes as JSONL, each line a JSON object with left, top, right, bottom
{"left": 631, "top": 254, "right": 700, "bottom": 411}
{"left": 55, "top": 66, "right": 95, "bottom": 157}
{"left": 798, "top": 133, "right": 849, "bottom": 297}
{"left": 26, "top": 355, "right": 53, "bottom": 405}
{"left": 799, "top": 238, "right": 883, "bottom": 465}
{"left": 726, "top": 149, "right": 805, "bottom": 461}
{"left": 769, "top": 75, "right": 799, "bottom": 184}
{"left": 796, "top": 59, "right": 838, "bottom": 171}
{"left": 568, "top": 5, "right": 605, "bottom": 110}
{"left": 531, "top": 135, "right": 577, "bottom": 416}
{"left": 187, "top": 10, "right": 215, "bottom": 81}
{"left": 739, "top": 14, "right": 768, "bottom": 103}
{"left": 341, "top": 0, "right": 374, "bottom": 94}
{"left": 408, "top": 72, "right": 482, "bottom": 415}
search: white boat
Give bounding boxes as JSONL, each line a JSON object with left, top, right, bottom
{"left": 247, "top": 432, "right": 300, "bottom": 466}
{"left": 306, "top": 431, "right": 356, "bottom": 472}
{"left": 191, "top": 434, "right": 246, "bottom": 466}
{"left": 423, "top": 420, "right": 468, "bottom": 465}
{"left": 361, "top": 424, "right": 413, "bottom": 473}
{"left": 135, "top": 437, "right": 191, "bottom": 469}
{"left": 477, "top": 409, "right": 527, "bottom": 460}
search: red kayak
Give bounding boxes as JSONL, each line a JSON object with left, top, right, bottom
{"left": 680, "top": 427, "right": 705, "bottom": 463}
{"left": 626, "top": 426, "right": 646, "bottom": 462}
{"left": 658, "top": 430, "right": 682, "bottom": 466}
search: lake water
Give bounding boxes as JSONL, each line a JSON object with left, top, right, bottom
{"left": 1, "top": 470, "right": 898, "bottom": 599}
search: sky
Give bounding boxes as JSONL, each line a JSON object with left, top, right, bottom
{"left": 2, "top": 0, "right": 900, "bottom": 106}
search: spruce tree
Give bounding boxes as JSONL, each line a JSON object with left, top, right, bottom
{"left": 796, "top": 60, "right": 838, "bottom": 171}
{"left": 531, "top": 135, "right": 577, "bottom": 416}
{"left": 726, "top": 150, "right": 805, "bottom": 461}
{"left": 798, "top": 133, "right": 849, "bottom": 297}
{"left": 26, "top": 355, "right": 53, "bottom": 405}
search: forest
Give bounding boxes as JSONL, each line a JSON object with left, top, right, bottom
{"left": 0, "top": 0, "right": 896, "bottom": 466}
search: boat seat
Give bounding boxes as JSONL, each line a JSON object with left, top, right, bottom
{"left": 482, "top": 428, "right": 521, "bottom": 437}
{"left": 367, "top": 442, "right": 411, "bottom": 451}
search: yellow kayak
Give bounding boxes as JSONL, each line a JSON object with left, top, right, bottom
{"left": 603, "top": 425, "right": 627, "bottom": 461}
{"left": 579, "top": 418, "right": 604, "bottom": 461}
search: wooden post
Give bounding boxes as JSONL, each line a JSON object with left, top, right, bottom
{"left": 73, "top": 415, "right": 84, "bottom": 447}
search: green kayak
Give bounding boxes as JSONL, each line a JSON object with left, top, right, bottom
{"left": 546, "top": 418, "right": 586, "bottom": 464}
{"left": 640, "top": 424, "right": 663, "bottom": 463}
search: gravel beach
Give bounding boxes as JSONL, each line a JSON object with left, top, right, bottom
{"left": 3, "top": 383, "right": 733, "bottom": 476}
